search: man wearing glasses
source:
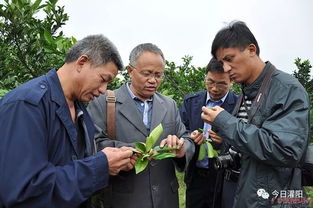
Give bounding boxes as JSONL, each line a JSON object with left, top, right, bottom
{"left": 87, "top": 43, "right": 194, "bottom": 208}
{"left": 180, "top": 58, "right": 238, "bottom": 208}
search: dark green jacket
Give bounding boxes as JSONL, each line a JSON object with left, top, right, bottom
{"left": 212, "top": 62, "right": 310, "bottom": 207}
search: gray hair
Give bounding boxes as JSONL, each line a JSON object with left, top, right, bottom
{"left": 129, "top": 43, "right": 165, "bottom": 66}
{"left": 65, "top": 34, "right": 123, "bottom": 71}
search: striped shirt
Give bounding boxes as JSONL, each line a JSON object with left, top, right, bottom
{"left": 237, "top": 95, "right": 252, "bottom": 122}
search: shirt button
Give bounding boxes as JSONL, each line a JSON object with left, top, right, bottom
{"left": 141, "top": 103, "right": 144, "bottom": 106}
{"left": 40, "top": 84, "right": 46, "bottom": 89}
{"left": 152, "top": 185, "right": 158, "bottom": 191}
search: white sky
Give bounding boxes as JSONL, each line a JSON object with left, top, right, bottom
{"left": 59, "top": 0, "right": 313, "bottom": 74}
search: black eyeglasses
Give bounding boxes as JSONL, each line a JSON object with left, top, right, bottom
{"left": 205, "top": 79, "right": 228, "bottom": 88}
{"left": 129, "top": 65, "right": 165, "bottom": 80}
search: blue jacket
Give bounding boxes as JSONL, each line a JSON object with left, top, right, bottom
{"left": 179, "top": 90, "right": 238, "bottom": 183}
{"left": 0, "top": 69, "right": 109, "bottom": 208}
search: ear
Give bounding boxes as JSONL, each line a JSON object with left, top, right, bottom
{"left": 76, "top": 55, "right": 89, "bottom": 69}
{"left": 127, "top": 65, "right": 133, "bottom": 74}
{"left": 247, "top": 44, "right": 257, "bottom": 56}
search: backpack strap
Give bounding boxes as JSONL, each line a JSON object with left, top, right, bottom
{"left": 106, "top": 90, "right": 116, "bottom": 140}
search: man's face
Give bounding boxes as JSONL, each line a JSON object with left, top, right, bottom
{"left": 205, "top": 71, "right": 231, "bottom": 101}
{"left": 128, "top": 51, "right": 165, "bottom": 100}
{"left": 215, "top": 46, "right": 255, "bottom": 85}
{"left": 78, "top": 61, "right": 118, "bottom": 102}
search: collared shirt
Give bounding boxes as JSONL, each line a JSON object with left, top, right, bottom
{"left": 126, "top": 83, "right": 153, "bottom": 131}
{"left": 196, "top": 91, "right": 229, "bottom": 168}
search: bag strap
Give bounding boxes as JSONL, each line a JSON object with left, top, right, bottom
{"left": 233, "top": 66, "right": 276, "bottom": 122}
{"left": 106, "top": 90, "right": 116, "bottom": 140}
{"left": 248, "top": 65, "right": 276, "bottom": 123}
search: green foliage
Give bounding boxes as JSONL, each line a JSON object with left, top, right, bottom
{"left": 158, "top": 56, "right": 207, "bottom": 106}
{"left": 0, "top": 0, "right": 76, "bottom": 90}
{"left": 292, "top": 58, "right": 313, "bottom": 143}
{"left": 0, "top": 89, "right": 8, "bottom": 98}
{"left": 197, "top": 138, "right": 219, "bottom": 160}
{"left": 293, "top": 58, "right": 313, "bottom": 107}
{"left": 134, "top": 124, "right": 177, "bottom": 174}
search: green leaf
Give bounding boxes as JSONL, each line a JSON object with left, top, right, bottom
{"left": 154, "top": 146, "right": 178, "bottom": 152}
{"left": 146, "top": 124, "right": 163, "bottom": 151}
{"left": 197, "top": 128, "right": 204, "bottom": 133}
{"left": 152, "top": 152, "right": 176, "bottom": 160}
{"left": 197, "top": 143, "right": 206, "bottom": 160}
{"left": 135, "top": 157, "right": 149, "bottom": 174}
{"left": 206, "top": 141, "right": 219, "bottom": 158}
{"left": 44, "top": 30, "right": 53, "bottom": 44}
{"left": 31, "top": 0, "right": 42, "bottom": 11}
{"left": 134, "top": 142, "right": 146, "bottom": 153}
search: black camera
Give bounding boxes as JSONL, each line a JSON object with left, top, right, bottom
{"left": 214, "top": 146, "right": 241, "bottom": 170}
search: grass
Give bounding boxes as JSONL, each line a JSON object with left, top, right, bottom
{"left": 176, "top": 171, "right": 186, "bottom": 208}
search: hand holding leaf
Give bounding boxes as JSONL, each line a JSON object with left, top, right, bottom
{"left": 190, "top": 130, "right": 206, "bottom": 145}
{"left": 197, "top": 138, "right": 220, "bottom": 161}
{"left": 160, "top": 135, "right": 185, "bottom": 158}
{"left": 133, "top": 124, "right": 178, "bottom": 174}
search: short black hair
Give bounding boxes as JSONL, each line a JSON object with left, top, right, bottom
{"left": 206, "top": 58, "right": 224, "bottom": 74}
{"left": 211, "top": 21, "right": 260, "bottom": 58}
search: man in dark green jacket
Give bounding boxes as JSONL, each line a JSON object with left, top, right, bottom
{"left": 201, "top": 21, "right": 310, "bottom": 207}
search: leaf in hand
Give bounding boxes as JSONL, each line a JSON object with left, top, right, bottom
{"left": 146, "top": 124, "right": 163, "bottom": 151}
{"left": 134, "top": 142, "right": 146, "bottom": 153}
{"left": 135, "top": 156, "right": 149, "bottom": 174}
{"left": 206, "top": 140, "right": 219, "bottom": 158}
{"left": 152, "top": 152, "right": 176, "bottom": 160}
{"left": 198, "top": 143, "right": 206, "bottom": 160}
{"left": 154, "top": 146, "right": 179, "bottom": 152}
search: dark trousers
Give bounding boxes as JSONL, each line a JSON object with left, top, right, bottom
{"left": 186, "top": 167, "right": 222, "bottom": 208}
{"left": 221, "top": 180, "right": 237, "bottom": 208}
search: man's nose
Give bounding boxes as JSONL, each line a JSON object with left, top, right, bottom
{"left": 99, "top": 83, "right": 108, "bottom": 94}
{"left": 223, "top": 63, "right": 231, "bottom": 72}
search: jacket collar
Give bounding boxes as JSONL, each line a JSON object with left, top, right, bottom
{"left": 45, "top": 69, "right": 79, "bottom": 155}
{"left": 242, "top": 61, "right": 272, "bottom": 100}
{"left": 115, "top": 83, "right": 167, "bottom": 136}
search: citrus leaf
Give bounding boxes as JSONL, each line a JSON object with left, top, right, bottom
{"left": 154, "top": 145, "right": 179, "bottom": 153}
{"left": 197, "top": 143, "right": 206, "bottom": 160}
{"left": 206, "top": 141, "right": 219, "bottom": 158}
{"left": 134, "top": 142, "right": 146, "bottom": 153}
{"left": 146, "top": 124, "right": 163, "bottom": 151}
{"left": 135, "top": 157, "right": 149, "bottom": 174}
{"left": 152, "top": 152, "right": 176, "bottom": 160}
{"left": 198, "top": 128, "right": 204, "bottom": 133}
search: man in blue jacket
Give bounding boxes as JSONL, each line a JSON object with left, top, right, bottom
{"left": 180, "top": 58, "right": 238, "bottom": 208}
{"left": 0, "top": 34, "right": 133, "bottom": 208}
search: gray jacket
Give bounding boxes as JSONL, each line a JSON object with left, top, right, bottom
{"left": 87, "top": 83, "right": 194, "bottom": 208}
{"left": 213, "top": 62, "right": 310, "bottom": 208}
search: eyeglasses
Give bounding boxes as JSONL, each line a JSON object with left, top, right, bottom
{"left": 205, "top": 79, "right": 228, "bottom": 89}
{"left": 129, "top": 65, "right": 165, "bottom": 80}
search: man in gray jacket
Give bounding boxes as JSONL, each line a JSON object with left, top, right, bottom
{"left": 201, "top": 21, "right": 310, "bottom": 207}
{"left": 87, "top": 43, "right": 194, "bottom": 208}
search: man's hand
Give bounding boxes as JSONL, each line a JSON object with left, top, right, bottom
{"left": 191, "top": 130, "right": 206, "bottom": 145}
{"left": 101, "top": 147, "right": 133, "bottom": 175}
{"left": 119, "top": 146, "right": 138, "bottom": 171}
{"left": 160, "top": 135, "right": 185, "bottom": 158}
{"left": 201, "top": 106, "right": 224, "bottom": 124}
{"left": 208, "top": 129, "right": 223, "bottom": 144}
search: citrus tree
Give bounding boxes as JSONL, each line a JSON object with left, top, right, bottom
{"left": 0, "top": 0, "right": 75, "bottom": 90}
